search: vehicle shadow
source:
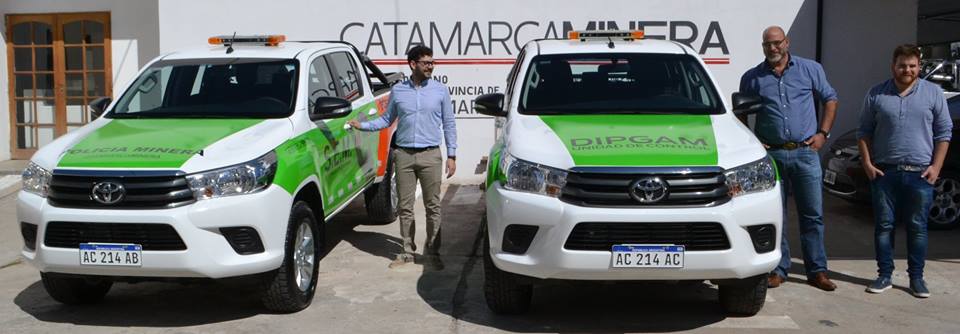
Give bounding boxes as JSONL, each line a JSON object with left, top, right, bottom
{"left": 326, "top": 201, "right": 405, "bottom": 261}
{"left": 14, "top": 277, "right": 264, "bottom": 326}
{"left": 414, "top": 184, "right": 735, "bottom": 332}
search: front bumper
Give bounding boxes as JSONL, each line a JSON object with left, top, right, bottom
{"left": 486, "top": 182, "right": 782, "bottom": 280}
{"left": 17, "top": 185, "right": 292, "bottom": 279}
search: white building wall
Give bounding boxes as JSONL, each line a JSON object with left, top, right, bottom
{"left": 821, "top": 0, "right": 918, "bottom": 142}
{"left": 0, "top": 0, "right": 159, "bottom": 161}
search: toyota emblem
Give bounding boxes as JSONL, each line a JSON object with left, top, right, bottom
{"left": 91, "top": 181, "right": 126, "bottom": 205}
{"left": 629, "top": 177, "right": 669, "bottom": 204}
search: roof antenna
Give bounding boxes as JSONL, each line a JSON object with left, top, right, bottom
{"left": 225, "top": 31, "right": 236, "bottom": 54}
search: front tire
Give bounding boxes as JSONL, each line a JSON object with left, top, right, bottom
{"left": 482, "top": 216, "right": 533, "bottom": 315}
{"left": 262, "top": 201, "right": 322, "bottom": 313}
{"left": 718, "top": 275, "right": 767, "bottom": 315}
{"left": 364, "top": 154, "right": 398, "bottom": 224}
{"left": 41, "top": 272, "right": 112, "bottom": 304}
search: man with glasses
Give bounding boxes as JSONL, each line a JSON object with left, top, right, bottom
{"left": 738, "top": 25, "right": 839, "bottom": 291}
{"left": 349, "top": 45, "right": 458, "bottom": 270}
{"left": 859, "top": 45, "right": 951, "bottom": 298}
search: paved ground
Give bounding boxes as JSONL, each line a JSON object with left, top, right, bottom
{"left": 1, "top": 183, "right": 959, "bottom": 333}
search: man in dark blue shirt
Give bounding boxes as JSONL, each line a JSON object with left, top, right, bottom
{"left": 858, "top": 45, "right": 952, "bottom": 298}
{"left": 739, "top": 26, "right": 839, "bottom": 291}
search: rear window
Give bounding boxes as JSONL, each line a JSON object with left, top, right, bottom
{"left": 519, "top": 53, "right": 722, "bottom": 115}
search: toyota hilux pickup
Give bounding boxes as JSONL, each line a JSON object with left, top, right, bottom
{"left": 474, "top": 30, "right": 781, "bottom": 315}
{"left": 18, "top": 35, "right": 400, "bottom": 312}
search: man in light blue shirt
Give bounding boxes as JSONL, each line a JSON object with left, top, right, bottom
{"left": 858, "top": 44, "right": 952, "bottom": 298}
{"left": 349, "top": 45, "right": 457, "bottom": 270}
{"left": 739, "top": 26, "right": 839, "bottom": 291}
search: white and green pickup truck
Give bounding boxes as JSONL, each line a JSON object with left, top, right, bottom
{"left": 475, "top": 31, "right": 781, "bottom": 315}
{"left": 17, "top": 35, "right": 400, "bottom": 312}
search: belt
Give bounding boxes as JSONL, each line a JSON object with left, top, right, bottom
{"left": 395, "top": 145, "right": 438, "bottom": 152}
{"left": 877, "top": 163, "right": 928, "bottom": 172}
{"left": 764, "top": 141, "right": 809, "bottom": 150}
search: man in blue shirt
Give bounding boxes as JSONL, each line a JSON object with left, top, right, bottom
{"left": 739, "top": 26, "right": 839, "bottom": 291}
{"left": 858, "top": 45, "right": 952, "bottom": 298}
{"left": 349, "top": 46, "right": 458, "bottom": 270}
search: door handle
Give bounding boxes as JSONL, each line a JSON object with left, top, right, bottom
{"left": 343, "top": 123, "right": 352, "bottom": 130}
{"left": 367, "top": 109, "right": 377, "bottom": 116}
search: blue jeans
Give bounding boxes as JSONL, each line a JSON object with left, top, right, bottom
{"left": 768, "top": 147, "right": 828, "bottom": 279}
{"left": 870, "top": 169, "right": 933, "bottom": 279}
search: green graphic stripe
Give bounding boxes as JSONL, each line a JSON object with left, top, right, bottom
{"left": 274, "top": 101, "right": 379, "bottom": 214}
{"left": 486, "top": 140, "right": 505, "bottom": 189}
{"left": 57, "top": 119, "right": 262, "bottom": 168}
{"left": 539, "top": 114, "right": 718, "bottom": 166}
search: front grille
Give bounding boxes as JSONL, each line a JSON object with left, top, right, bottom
{"left": 48, "top": 171, "right": 195, "bottom": 209}
{"left": 561, "top": 167, "right": 729, "bottom": 207}
{"left": 564, "top": 222, "right": 730, "bottom": 251}
{"left": 44, "top": 221, "right": 187, "bottom": 250}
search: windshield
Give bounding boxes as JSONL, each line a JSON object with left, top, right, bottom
{"left": 110, "top": 58, "right": 298, "bottom": 119}
{"left": 519, "top": 53, "right": 722, "bottom": 115}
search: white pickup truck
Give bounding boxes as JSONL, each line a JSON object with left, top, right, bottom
{"left": 18, "top": 35, "right": 400, "bottom": 312}
{"left": 475, "top": 30, "right": 782, "bottom": 315}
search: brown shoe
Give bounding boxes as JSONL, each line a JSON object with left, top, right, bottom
{"left": 807, "top": 272, "right": 837, "bottom": 291}
{"left": 767, "top": 273, "right": 785, "bottom": 288}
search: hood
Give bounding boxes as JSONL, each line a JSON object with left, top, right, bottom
{"left": 531, "top": 114, "right": 720, "bottom": 167}
{"left": 56, "top": 118, "right": 264, "bottom": 169}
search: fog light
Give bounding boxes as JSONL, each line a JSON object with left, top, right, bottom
{"left": 21, "top": 222, "right": 38, "bottom": 251}
{"left": 502, "top": 224, "right": 539, "bottom": 254}
{"left": 220, "top": 227, "right": 265, "bottom": 255}
{"left": 747, "top": 224, "right": 776, "bottom": 254}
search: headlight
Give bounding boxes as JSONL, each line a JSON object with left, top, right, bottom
{"left": 500, "top": 152, "right": 568, "bottom": 197}
{"left": 21, "top": 162, "right": 51, "bottom": 197}
{"left": 724, "top": 156, "right": 776, "bottom": 198}
{"left": 187, "top": 151, "right": 277, "bottom": 200}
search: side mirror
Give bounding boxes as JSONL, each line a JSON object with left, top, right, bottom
{"left": 310, "top": 97, "right": 352, "bottom": 121}
{"left": 474, "top": 93, "right": 507, "bottom": 117}
{"left": 731, "top": 92, "right": 763, "bottom": 116}
{"left": 89, "top": 97, "right": 112, "bottom": 119}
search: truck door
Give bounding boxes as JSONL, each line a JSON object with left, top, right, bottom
{"left": 327, "top": 51, "right": 378, "bottom": 195}
{"left": 307, "top": 53, "right": 355, "bottom": 211}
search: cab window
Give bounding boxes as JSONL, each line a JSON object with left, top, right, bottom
{"left": 308, "top": 56, "right": 338, "bottom": 109}
{"left": 328, "top": 52, "right": 363, "bottom": 101}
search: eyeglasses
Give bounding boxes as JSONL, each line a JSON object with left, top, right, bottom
{"left": 762, "top": 39, "right": 785, "bottom": 48}
{"left": 415, "top": 60, "right": 435, "bottom": 67}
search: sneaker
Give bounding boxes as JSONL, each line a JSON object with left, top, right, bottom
{"left": 388, "top": 253, "right": 414, "bottom": 269}
{"left": 910, "top": 279, "right": 930, "bottom": 298}
{"left": 865, "top": 276, "right": 892, "bottom": 294}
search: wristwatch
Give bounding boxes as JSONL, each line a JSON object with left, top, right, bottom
{"left": 817, "top": 129, "right": 830, "bottom": 139}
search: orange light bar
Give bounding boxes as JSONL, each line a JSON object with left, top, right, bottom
{"left": 264, "top": 35, "right": 286, "bottom": 46}
{"left": 208, "top": 34, "right": 286, "bottom": 46}
{"left": 568, "top": 30, "right": 644, "bottom": 41}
